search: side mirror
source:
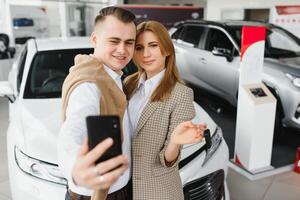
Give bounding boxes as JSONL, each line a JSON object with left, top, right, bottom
{"left": 0, "top": 81, "right": 15, "bottom": 103}
{"left": 212, "top": 47, "right": 233, "bottom": 62}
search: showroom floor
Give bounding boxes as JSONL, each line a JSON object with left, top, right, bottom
{"left": 1, "top": 95, "right": 300, "bottom": 200}
{"left": 191, "top": 84, "right": 300, "bottom": 168}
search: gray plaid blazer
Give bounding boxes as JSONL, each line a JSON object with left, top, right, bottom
{"left": 131, "top": 83, "right": 195, "bottom": 200}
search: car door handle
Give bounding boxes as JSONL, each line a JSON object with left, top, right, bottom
{"left": 198, "top": 58, "right": 207, "bottom": 64}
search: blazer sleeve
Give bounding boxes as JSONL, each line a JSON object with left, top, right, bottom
{"left": 159, "top": 86, "right": 196, "bottom": 168}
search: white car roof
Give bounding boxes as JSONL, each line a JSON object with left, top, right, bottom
{"left": 33, "top": 37, "right": 92, "bottom": 51}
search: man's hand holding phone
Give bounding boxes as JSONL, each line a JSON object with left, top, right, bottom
{"left": 72, "top": 115, "right": 127, "bottom": 190}
{"left": 72, "top": 137, "right": 128, "bottom": 190}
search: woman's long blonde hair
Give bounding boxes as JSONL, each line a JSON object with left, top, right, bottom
{"left": 124, "top": 21, "right": 183, "bottom": 102}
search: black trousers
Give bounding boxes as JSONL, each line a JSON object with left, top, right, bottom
{"left": 107, "top": 179, "right": 132, "bottom": 200}
{"left": 65, "top": 190, "right": 90, "bottom": 200}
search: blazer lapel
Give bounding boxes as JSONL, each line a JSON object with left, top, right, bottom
{"left": 135, "top": 101, "right": 160, "bottom": 135}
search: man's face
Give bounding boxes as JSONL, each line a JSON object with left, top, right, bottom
{"left": 91, "top": 15, "right": 136, "bottom": 73}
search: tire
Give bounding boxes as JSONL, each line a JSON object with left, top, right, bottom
{"left": 273, "top": 101, "right": 284, "bottom": 141}
{"left": 267, "top": 86, "right": 284, "bottom": 141}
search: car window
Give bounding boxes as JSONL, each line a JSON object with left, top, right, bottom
{"left": 171, "top": 27, "right": 184, "bottom": 40}
{"left": 230, "top": 25, "right": 300, "bottom": 58}
{"left": 17, "top": 45, "right": 27, "bottom": 92}
{"left": 266, "top": 28, "right": 300, "bottom": 58}
{"left": 24, "top": 48, "right": 93, "bottom": 98}
{"left": 179, "top": 25, "right": 205, "bottom": 47}
{"left": 205, "top": 28, "right": 234, "bottom": 52}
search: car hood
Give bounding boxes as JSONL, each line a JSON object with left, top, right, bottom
{"left": 19, "top": 100, "right": 217, "bottom": 164}
{"left": 265, "top": 56, "right": 300, "bottom": 75}
{"left": 21, "top": 99, "right": 61, "bottom": 164}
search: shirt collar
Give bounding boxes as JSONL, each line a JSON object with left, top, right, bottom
{"left": 103, "top": 64, "right": 123, "bottom": 90}
{"left": 103, "top": 64, "right": 123, "bottom": 82}
{"left": 137, "top": 69, "right": 166, "bottom": 96}
{"left": 138, "top": 69, "right": 165, "bottom": 87}
{"left": 137, "top": 73, "right": 146, "bottom": 89}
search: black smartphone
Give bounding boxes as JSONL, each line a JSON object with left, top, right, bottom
{"left": 86, "top": 115, "right": 122, "bottom": 164}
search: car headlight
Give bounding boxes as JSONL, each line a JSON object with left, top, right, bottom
{"left": 286, "top": 73, "right": 300, "bottom": 88}
{"left": 202, "top": 127, "right": 222, "bottom": 166}
{"left": 14, "top": 146, "right": 67, "bottom": 185}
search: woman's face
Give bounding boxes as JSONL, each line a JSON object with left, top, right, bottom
{"left": 134, "top": 31, "right": 166, "bottom": 79}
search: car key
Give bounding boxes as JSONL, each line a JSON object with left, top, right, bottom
{"left": 204, "top": 129, "right": 212, "bottom": 150}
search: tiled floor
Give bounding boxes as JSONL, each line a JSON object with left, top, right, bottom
{"left": 227, "top": 168, "right": 300, "bottom": 200}
{"left": 0, "top": 97, "right": 300, "bottom": 200}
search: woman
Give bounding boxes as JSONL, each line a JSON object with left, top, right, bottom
{"left": 124, "top": 21, "right": 206, "bottom": 200}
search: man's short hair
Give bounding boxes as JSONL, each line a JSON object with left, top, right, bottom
{"left": 95, "top": 6, "right": 135, "bottom": 26}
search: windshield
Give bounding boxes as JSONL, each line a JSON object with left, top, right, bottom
{"left": 24, "top": 48, "right": 93, "bottom": 98}
{"left": 231, "top": 26, "right": 300, "bottom": 58}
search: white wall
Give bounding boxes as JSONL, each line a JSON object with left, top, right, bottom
{"left": 1, "top": 0, "right": 122, "bottom": 42}
{"left": 206, "top": 0, "right": 300, "bottom": 20}
{"left": 45, "top": 2, "right": 61, "bottom": 37}
{"left": 58, "top": 1, "right": 118, "bottom": 37}
{"left": 0, "top": 0, "right": 6, "bottom": 33}
{"left": 2, "top": 0, "right": 60, "bottom": 45}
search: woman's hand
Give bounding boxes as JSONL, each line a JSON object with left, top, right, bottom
{"left": 170, "top": 121, "right": 206, "bottom": 145}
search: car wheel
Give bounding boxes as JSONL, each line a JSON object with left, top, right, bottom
{"left": 265, "top": 86, "right": 284, "bottom": 141}
{"left": 267, "top": 88, "right": 284, "bottom": 141}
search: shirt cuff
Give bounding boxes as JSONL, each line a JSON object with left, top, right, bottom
{"left": 68, "top": 175, "right": 93, "bottom": 196}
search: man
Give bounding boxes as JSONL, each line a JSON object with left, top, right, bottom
{"left": 57, "top": 7, "right": 136, "bottom": 200}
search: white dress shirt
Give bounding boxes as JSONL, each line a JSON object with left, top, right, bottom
{"left": 57, "top": 64, "right": 131, "bottom": 196}
{"left": 127, "top": 69, "right": 165, "bottom": 136}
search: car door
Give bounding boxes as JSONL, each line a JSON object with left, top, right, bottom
{"left": 197, "top": 26, "right": 240, "bottom": 104}
{"left": 172, "top": 25, "right": 207, "bottom": 86}
{"left": 8, "top": 45, "right": 27, "bottom": 121}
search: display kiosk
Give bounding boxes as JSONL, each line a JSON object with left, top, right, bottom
{"left": 234, "top": 26, "right": 277, "bottom": 174}
{"left": 235, "top": 83, "right": 276, "bottom": 172}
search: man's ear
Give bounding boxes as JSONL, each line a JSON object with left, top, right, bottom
{"left": 91, "top": 31, "right": 97, "bottom": 48}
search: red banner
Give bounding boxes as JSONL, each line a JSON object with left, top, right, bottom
{"left": 276, "top": 6, "right": 300, "bottom": 15}
{"left": 294, "top": 147, "right": 300, "bottom": 174}
{"left": 240, "top": 26, "right": 266, "bottom": 61}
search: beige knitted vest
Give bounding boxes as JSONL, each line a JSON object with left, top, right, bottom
{"left": 61, "top": 54, "right": 127, "bottom": 200}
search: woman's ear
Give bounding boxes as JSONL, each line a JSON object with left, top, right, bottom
{"left": 165, "top": 51, "right": 170, "bottom": 56}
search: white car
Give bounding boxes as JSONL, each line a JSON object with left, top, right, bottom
{"left": 0, "top": 37, "right": 230, "bottom": 200}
